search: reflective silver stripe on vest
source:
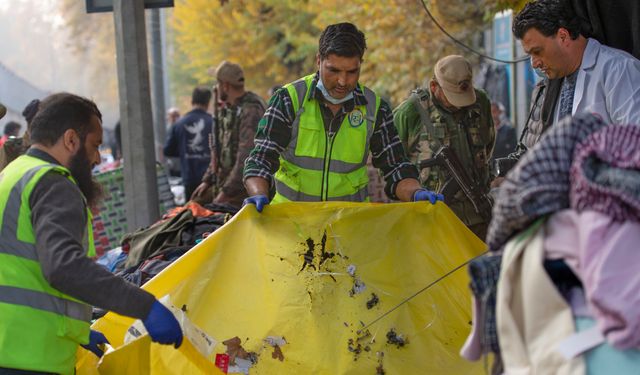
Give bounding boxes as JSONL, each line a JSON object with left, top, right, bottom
{"left": 284, "top": 79, "right": 309, "bottom": 163}
{"left": 283, "top": 81, "right": 377, "bottom": 173}
{"left": 0, "top": 285, "right": 92, "bottom": 321}
{"left": 275, "top": 179, "right": 368, "bottom": 202}
{"left": 0, "top": 164, "right": 62, "bottom": 261}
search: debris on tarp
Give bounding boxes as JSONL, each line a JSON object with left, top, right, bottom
{"left": 346, "top": 264, "right": 367, "bottom": 296}
{"left": 299, "top": 238, "right": 317, "bottom": 272}
{"left": 77, "top": 202, "right": 487, "bottom": 374}
{"left": 347, "top": 264, "right": 356, "bottom": 277}
{"left": 347, "top": 329, "right": 374, "bottom": 361}
{"left": 366, "top": 293, "right": 380, "bottom": 309}
{"left": 215, "top": 353, "right": 230, "bottom": 373}
{"left": 376, "top": 351, "right": 386, "bottom": 375}
{"left": 271, "top": 345, "right": 284, "bottom": 362}
{"left": 298, "top": 230, "right": 348, "bottom": 284}
{"left": 222, "top": 336, "right": 257, "bottom": 365}
{"left": 221, "top": 337, "right": 257, "bottom": 374}
{"left": 264, "top": 336, "right": 287, "bottom": 362}
{"left": 386, "top": 329, "right": 408, "bottom": 348}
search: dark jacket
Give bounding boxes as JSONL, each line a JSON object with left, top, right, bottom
{"left": 164, "top": 108, "right": 213, "bottom": 192}
{"left": 493, "top": 124, "right": 517, "bottom": 160}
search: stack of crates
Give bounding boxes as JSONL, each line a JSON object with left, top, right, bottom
{"left": 92, "top": 164, "right": 176, "bottom": 257}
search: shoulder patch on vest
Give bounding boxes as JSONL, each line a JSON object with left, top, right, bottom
{"left": 348, "top": 109, "right": 364, "bottom": 127}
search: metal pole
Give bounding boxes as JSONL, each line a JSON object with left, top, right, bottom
{"left": 149, "top": 8, "right": 166, "bottom": 161}
{"left": 113, "top": 0, "right": 160, "bottom": 231}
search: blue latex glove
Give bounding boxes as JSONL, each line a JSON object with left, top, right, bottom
{"left": 142, "top": 300, "right": 183, "bottom": 348}
{"left": 413, "top": 189, "right": 444, "bottom": 204}
{"left": 81, "top": 330, "right": 110, "bottom": 358}
{"left": 242, "top": 194, "right": 269, "bottom": 213}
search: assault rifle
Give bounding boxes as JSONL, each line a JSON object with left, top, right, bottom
{"left": 419, "top": 145, "right": 493, "bottom": 221}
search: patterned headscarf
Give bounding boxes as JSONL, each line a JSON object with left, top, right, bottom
{"left": 571, "top": 124, "right": 640, "bottom": 221}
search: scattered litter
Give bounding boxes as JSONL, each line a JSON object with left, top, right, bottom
{"left": 264, "top": 336, "right": 287, "bottom": 362}
{"left": 356, "top": 329, "right": 371, "bottom": 343}
{"left": 366, "top": 293, "right": 379, "bottom": 309}
{"left": 228, "top": 357, "right": 254, "bottom": 374}
{"left": 319, "top": 231, "right": 335, "bottom": 265}
{"left": 347, "top": 264, "right": 356, "bottom": 276}
{"left": 349, "top": 277, "right": 366, "bottom": 296}
{"left": 298, "top": 232, "right": 348, "bottom": 281}
{"left": 215, "top": 354, "right": 230, "bottom": 373}
{"left": 299, "top": 238, "right": 317, "bottom": 272}
{"left": 215, "top": 353, "right": 230, "bottom": 373}
{"left": 222, "top": 336, "right": 257, "bottom": 365}
{"left": 264, "top": 336, "right": 286, "bottom": 346}
{"left": 347, "top": 338, "right": 362, "bottom": 358}
{"left": 386, "top": 329, "right": 408, "bottom": 348}
{"left": 376, "top": 351, "right": 385, "bottom": 374}
{"left": 271, "top": 345, "right": 284, "bottom": 361}
{"left": 347, "top": 329, "right": 374, "bottom": 361}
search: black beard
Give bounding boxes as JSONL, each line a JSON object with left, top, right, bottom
{"left": 68, "top": 145, "right": 103, "bottom": 210}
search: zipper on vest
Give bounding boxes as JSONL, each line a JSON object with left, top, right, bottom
{"left": 324, "top": 132, "right": 338, "bottom": 201}
{"left": 320, "top": 131, "right": 329, "bottom": 201}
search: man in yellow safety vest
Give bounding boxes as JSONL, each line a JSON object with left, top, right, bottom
{"left": 243, "top": 22, "right": 442, "bottom": 211}
{"left": 0, "top": 93, "right": 183, "bottom": 375}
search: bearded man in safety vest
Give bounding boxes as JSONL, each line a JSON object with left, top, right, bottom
{"left": 243, "top": 22, "right": 442, "bottom": 211}
{"left": 0, "top": 93, "right": 182, "bottom": 374}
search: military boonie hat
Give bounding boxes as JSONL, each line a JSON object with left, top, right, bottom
{"left": 434, "top": 55, "right": 476, "bottom": 107}
{"left": 212, "top": 61, "right": 244, "bottom": 85}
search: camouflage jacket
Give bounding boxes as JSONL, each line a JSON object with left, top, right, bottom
{"left": 394, "top": 88, "right": 495, "bottom": 226}
{"left": 201, "top": 91, "right": 266, "bottom": 207}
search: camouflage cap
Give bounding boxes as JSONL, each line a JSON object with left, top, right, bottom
{"left": 212, "top": 61, "right": 244, "bottom": 85}
{"left": 434, "top": 55, "right": 476, "bottom": 107}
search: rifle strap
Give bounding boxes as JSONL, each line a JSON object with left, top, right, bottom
{"left": 408, "top": 90, "right": 438, "bottom": 152}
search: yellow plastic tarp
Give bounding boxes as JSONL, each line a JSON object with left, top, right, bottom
{"left": 77, "top": 201, "right": 486, "bottom": 374}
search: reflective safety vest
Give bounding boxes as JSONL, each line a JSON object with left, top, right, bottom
{"left": 272, "top": 74, "right": 381, "bottom": 203}
{"left": 0, "top": 155, "right": 95, "bottom": 375}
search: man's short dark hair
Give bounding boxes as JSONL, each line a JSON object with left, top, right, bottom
{"left": 318, "top": 22, "right": 367, "bottom": 60}
{"left": 3, "top": 121, "right": 21, "bottom": 136}
{"left": 513, "top": 0, "right": 581, "bottom": 40}
{"left": 192, "top": 86, "right": 212, "bottom": 106}
{"left": 30, "top": 93, "right": 102, "bottom": 146}
{"left": 22, "top": 99, "right": 40, "bottom": 126}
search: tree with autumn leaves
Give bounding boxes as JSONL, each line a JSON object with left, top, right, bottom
{"left": 171, "top": 0, "right": 502, "bottom": 105}
{"left": 57, "top": 0, "right": 527, "bottom": 109}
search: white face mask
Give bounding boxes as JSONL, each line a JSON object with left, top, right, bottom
{"left": 316, "top": 76, "right": 354, "bottom": 105}
{"left": 533, "top": 67, "right": 548, "bottom": 79}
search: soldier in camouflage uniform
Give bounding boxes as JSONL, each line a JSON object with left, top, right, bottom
{"left": 191, "top": 61, "right": 266, "bottom": 209}
{"left": 394, "top": 55, "right": 495, "bottom": 239}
